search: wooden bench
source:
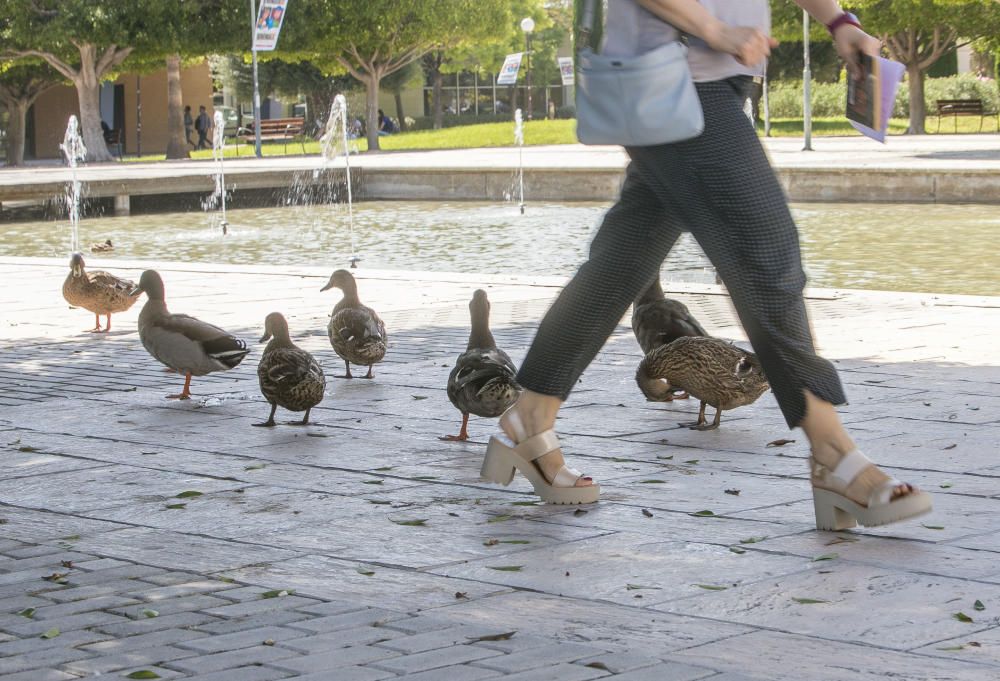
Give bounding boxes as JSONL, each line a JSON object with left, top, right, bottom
{"left": 936, "top": 99, "right": 998, "bottom": 133}
{"left": 236, "top": 117, "right": 307, "bottom": 154}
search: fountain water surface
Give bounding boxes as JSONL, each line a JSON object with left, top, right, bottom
{"left": 514, "top": 108, "right": 525, "bottom": 214}
{"left": 319, "top": 94, "right": 360, "bottom": 267}
{"left": 59, "top": 116, "right": 87, "bottom": 253}
{"left": 200, "top": 110, "right": 229, "bottom": 234}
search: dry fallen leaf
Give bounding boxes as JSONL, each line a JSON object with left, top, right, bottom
{"left": 467, "top": 631, "right": 516, "bottom": 642}
{"left": 766, "top": 438, "right": 796, "bottom": 448}
{"left": 641, "top": 509, "right": 653, "bottom": 518}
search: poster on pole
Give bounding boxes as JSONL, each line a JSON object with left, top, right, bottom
{"left": 557, "top": 57, "right": 575, "bottom": 86}
{"left": 496, "top": 53, "right": 523, "bottom": 85}
{"left": 254, "top": 0, "right": 289, "bottom": 51}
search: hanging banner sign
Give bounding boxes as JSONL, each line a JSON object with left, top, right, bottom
{"left": 496, "top": 53, "right": 523, "bottom": 85}
{"left": 254, "top": 0, "right": 289, "bottom": 51}
{"left": 557, "top": 57, "right": 575, "bottom": 86}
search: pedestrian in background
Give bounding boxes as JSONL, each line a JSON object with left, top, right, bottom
{"left": 195, "top": 105, "right": 212, "bottom": 150}
{"left": 184, "top": 105, "right": 195, "bottom": 148}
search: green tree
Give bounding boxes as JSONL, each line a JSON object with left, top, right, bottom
{"left": 381, "top": 61, "right": 422, "bottom": 132}
{"left": 0, "top": 60, "right": 62, "bottom": 165}
{"left": 773, "top": 0, "right": 1000, "bottom": 134}
{"left": 286, "top": 0, "right": 509, "bottom": 151}
{"left": 852, "top": 0, "right": 1000, "bottom": 133}
{"left": 1, "top": 1, "right": 154, "bottom": 161}
{"left": 145, "top": 1, "right": 247, "bottom": 159}
{"left": 444, "top": 0, "right": 555, "bottom": 119}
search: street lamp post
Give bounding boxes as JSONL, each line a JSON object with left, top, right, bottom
{"left": 802, "top": 9, "right": 813, "bottom": 151}
{"left": 520, "top": 17, "right": 535, "bottom": 120}
{"left": 250, "top": 0, "right": 262, "bottom": 158}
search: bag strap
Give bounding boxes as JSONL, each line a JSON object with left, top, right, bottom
{"left": 579, "top": 0, "right": 598, "bottom": 51}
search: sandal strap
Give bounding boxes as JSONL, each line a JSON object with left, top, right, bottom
{"left": 515, "top": 429, "right": 561, "bottom": 463}
{"left": 551, "top": 465, "right": 584, "bottom": 488}
{"left": 827, "top": 449, "right": 872, "bottom": 488}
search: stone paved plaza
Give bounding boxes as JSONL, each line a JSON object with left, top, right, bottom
{"left": 0, "top": 256, "right": 998, "bottom": 680}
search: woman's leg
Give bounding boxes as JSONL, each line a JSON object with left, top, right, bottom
{"left": 628, "top": 79, "right": 921, "bottom": 508}
{"left": 506, "top": 166, "right": 684, "bottom": 484}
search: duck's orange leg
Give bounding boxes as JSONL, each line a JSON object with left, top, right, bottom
{"left": 86, "top": 312, "right": 104, "bottom": 333}
{"left": 440, "top": 413, "right": 470, "bottom": 442}
{"left": 167, "top": 372, "right": 193, "bottom": 400}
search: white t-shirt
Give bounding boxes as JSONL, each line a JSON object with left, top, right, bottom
{"left": 601, "top": 0, "right": 771, "bottom": 82}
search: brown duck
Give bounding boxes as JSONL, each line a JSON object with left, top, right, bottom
{"left": 632, "top": 277, "right": 707, "bottom": 353}
{"left": 632, "top": 277, "right": 707, "bottom": 399}
{"left": 132, "top": 270, "right": 249, "bottom": 399}
{"left": 320, "top": 269, "right": 387, "bottom": 379}
{"left": 442, "top": 290, "right": 521, "bottom": 442}
{"left": 62, "top": 253, "right": 140, "bottom": 332}
{"left": 636, "top": 336, "right": 769, "bottom": 430}
{"left": 255, "top": 312, "right": 326, "bottom": 427}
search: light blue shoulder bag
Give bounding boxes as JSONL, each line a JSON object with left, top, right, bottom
{"left": 575, "top": 0, "right": 704, "bottom": 146}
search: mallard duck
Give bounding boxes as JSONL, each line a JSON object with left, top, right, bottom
{"left": 255, "top": 312, "right": 326, "bottom": 427}
{"left": 62, "top": 253, "right": 140, "bottom": 333}
{"left": 632, "top": 277, "right": 707, "bottom": 353}
{"left": 90, "top": 239, "right": 114, "bottom": 253}
{"left": 132, "top": 270, "right": 249, "bottom": 399}
{"left": 636, "top": 336, "right": 768, "bottom": 430}
{"left": 442, "top": 289, "right": 521, "bottom": 442}
{"left": 632, "top": 277, "right": 707, "bottom": 400}
{"left": 320, "top": 269, "right": 387, "bottom": 379}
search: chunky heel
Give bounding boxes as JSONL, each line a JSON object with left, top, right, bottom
{"left": 813, "top": 489, "right": 858, "bottom": 531}
{"left": 479, "top": 428, "right": 599, "bottom": 505}
{"left": 810, "top": 451, "right": 932, "bottom": 529}
{"left": 481, "top": 436, "right": 516, "bottom": 485}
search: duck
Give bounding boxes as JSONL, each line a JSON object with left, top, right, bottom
{"left": 90, "top": 239, "right": 114, "bottom": 253}
{"left": 132, "top": 270, "right": 249, "bottom": 400}
{"left": 62, "top": 252, "right": 140, "bottom": 333}
{"left": 442, "top": 289, "right": 521, "bottom": 442}
{"left": 320, "top": 269, "right": 387, "bottom": 379}
{"left": 631, "top": 277, "right": 708, "bottom": 400}
{"left": 255, "top": 312, "right": 326, "bottom": 427}
{"left": 636, "top": 336, "right": 769, "bottom": 430}
{"left": 632, "top": 277, "right": 707, "bottom": 354}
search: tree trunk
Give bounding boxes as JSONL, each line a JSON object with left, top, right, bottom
{"left": 73, "top": 45, "right": 114, "bottom": 163}
{"left": 906, "top": 63, "right": 926, "bottom": 135}
{"left": 394, "top": 91, "right": 406, "bottom": 132}
{"left": 164, "top": 54, "right": 189, "bottom": 160}
{"left": 4, "top": 99, "right": 28, "bottom": 166}
{"left": 365, "top": 73, "right": 381, "bottom": 151}
{"left": 432, "top": 68, "right": 444, "bottom": 130}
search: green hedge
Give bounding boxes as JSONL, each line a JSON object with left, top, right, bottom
{"left": 766, "top": 73, "right": 1000, "bottom": 118}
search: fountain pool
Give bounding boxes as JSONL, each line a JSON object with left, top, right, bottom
{"left": 1, "top": 200, "right": 996, "bottom": 296}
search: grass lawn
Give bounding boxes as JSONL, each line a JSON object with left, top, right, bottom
{"left": 124, "top": 114, "right": 998, "bottom": 162}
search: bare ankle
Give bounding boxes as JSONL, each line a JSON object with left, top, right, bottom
{"left": 501, "top": 390, "right": 562, "bottom": 442}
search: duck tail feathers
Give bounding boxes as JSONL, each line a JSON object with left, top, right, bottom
{"left": 203, "top": 336, "right": 250, "bottom": 368}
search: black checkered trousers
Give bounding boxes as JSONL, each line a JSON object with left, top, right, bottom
{"left": 516, "top": 77, "right": 846, "bottom": 428}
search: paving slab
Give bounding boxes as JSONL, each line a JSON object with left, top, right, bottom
{"left": 0, "top": 257, "right": 996, "bottom": 679}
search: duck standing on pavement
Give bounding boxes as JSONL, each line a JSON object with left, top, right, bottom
{"left": 255, "top": 312, "right": 326, "bottom": 427}
{"left": 443, "top": 289, "right": 521, "bottom": 441}
{"left": 631, "top": 276, "right": 709, "bottom": 400}
{"left": 131, "top": 270, "right": 249, "bottom": 399}
{"left": 320, "top": 269, "right": 387, "bottom": 379}
{"left": 62, "top": 253, "right": 140, "bottom": 333}
{"left": 636, "top": 336, "right": 769, "bottom": 430}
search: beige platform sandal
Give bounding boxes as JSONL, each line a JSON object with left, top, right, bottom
{"left": 811, "top": 449, "right": 932, "bottom": 531}
{"left": 481, "top": 413, "right": 599, "bottom": 505}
